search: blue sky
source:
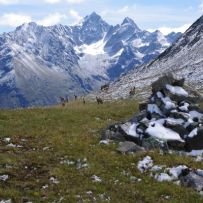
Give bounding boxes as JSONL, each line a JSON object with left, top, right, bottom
{"left": 0, "top": 0, "right": 202, "bottom": 34}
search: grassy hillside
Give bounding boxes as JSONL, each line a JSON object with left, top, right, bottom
{"left": 0, "top": 100, "right": 203, "bottom": 203}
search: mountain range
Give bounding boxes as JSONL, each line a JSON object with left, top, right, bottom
{"left": 94, "top": 15, "right": 203, "bottom": 101}
{"left": 0, "top": 12, "right": 181, "bottom": 108}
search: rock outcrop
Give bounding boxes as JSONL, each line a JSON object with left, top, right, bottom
{"left": 102, "top": 73, "right": 203, "bottom": 152}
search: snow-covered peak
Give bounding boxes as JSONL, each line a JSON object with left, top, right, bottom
{"left": 84, "top": 12, "right": 102, "bottom": 22}
{"left": 81, "top": 11, "right": 110, "bottom": 30}
{"left": 15, "top": 22, "right": 38, "bottom": 32}
{"left": 121, "top": 17, "right": 140, "bottom": 31}
{"left": 71, "top": 12, "right": 110, "bottom": 45}
{"left": 153, "top": 30, "right": 162, "bottom": 35}
{"left": 149, "top": 30, "right": 170, "bottom": 47}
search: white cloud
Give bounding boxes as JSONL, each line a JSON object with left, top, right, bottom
{"left": 117, "top": 6, "right": 129, "bottom": 13}
{"left": 0, "top": 0, "right": 20, "bottom": 4}
{"left": 69, "top": 9, "right": 82, "bottom": 24}
{"left": 45, "top": 0, "right": 61, "bottom": 4}
{"left": 0, "top": 0, "right": 86, "bottom": 5}
{"left": 148, "top": 24, "right": 191, "bottom": 35}
{"left": 0, "top": 13, "right": 32, "bottom": 27}
{"left": 37, "top": 13, "right": 66, "bottom": 26}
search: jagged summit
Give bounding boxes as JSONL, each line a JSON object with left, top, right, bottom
{"left": 153, "top": 30, "right": 162, "bottom": 34}
{"left": 84, "top": 12, "right": 102, "bottom": 21}
{"left": 15, "top": 22, "right": 38, "bottom": 31}
{"left": 121, "top": 17, "right": 140, "bottom": 32}
{"left": 94, "top": 15, "right": 203, "bottom": 102}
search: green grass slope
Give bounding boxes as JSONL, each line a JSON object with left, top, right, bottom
{"left": 0, "top": 100, "right": 203, "bottom": 202}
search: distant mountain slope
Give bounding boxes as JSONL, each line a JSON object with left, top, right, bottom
{"left": 93, "top": 15, "right": 203, "bottom": 101}
{"left": 0, "top": 12, "right": 180, "bottom": 108}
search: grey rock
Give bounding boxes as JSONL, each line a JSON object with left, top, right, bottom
{"left": 164, "top": 122, "right": 188, "bottom": 139}
{"left": 102, "top": 73, "right": 203, "bottom": 152}
{"left": 188, "top": 105, "right": 203, "bottom": 113}
{"left": 151, "top": 73, "right": 177, "bottom": 93}
{"left": 186, "top": 122, "right": 200, "bottom": 132}
{"left": 173, "top": 78, "right": 185, "bottom": 87}
{"left": 101, "top": 126, "right": 126, "bottom": 142}
{"left": 141, "top": 137, "right": 168, "bottom": 151}
{"left": 137, "top": 119, "right": 150, "bottom": 132}
{"left": 169, "top": 111, "right": 190, "bottom": 121}
{"left": 184, "top": 85, "right": 203, "bottom": 104}
{"left": 117, "top": 141, "right": 145, "bottom": 153}
{"left": 139, "top": 102, "right": 148, "bottom": 112}
{"left": 150, "top": 113, "right": 163, "bottom": 120}
{"left": 180, "top": 170, "right": 203, "bottom": 192}
{"left": 120, "top": 122, "right": 132, "bottom": 135}
{"left": 185, "top": 127, "right": 203, "bottom": 151}
{"left": 154, "top": 97, "right": 164, "bottom": 109}
{"left": 167, "top": 140, "right": 185, "bottom": 150}
{"left": 163, "top": 90, "right": 188, "bottom": 103}
{"left": 129, "top": 111, "right": 147, "bottom": 123}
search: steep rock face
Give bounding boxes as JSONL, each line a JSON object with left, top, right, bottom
{"left": 74, "top": 15, "right": 179, "bottom": 81}
{"left": 70, "top": 12, "right": 111, "bottom": 45}
{"left": 94, "top": 15, "right": 203, "bottom": 101}
{"left": 0, "top": 12, "right": 180, "bottom": 108}
{"left": 0, "top": 23, "right": 88, "bottom": 108}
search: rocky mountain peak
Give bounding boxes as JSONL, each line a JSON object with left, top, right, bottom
{"left": 84, "top": 12, "right": 101, "bottom": 21}
{"left": 122, "top": 17, "right": 139, "bottom": 27}
{"left": 74, "top": 12, "right": 110, "bottom": 45}
{"left": 15, "top": 22, "right": 39, "bottom": 32}
{"left": 82, "top": 12, "right": 109, "bottom": 28}
{"left": 121, "top": 17, "right": 140, "bottom": 32}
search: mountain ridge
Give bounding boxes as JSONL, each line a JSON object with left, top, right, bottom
{"left": 0, "top": 12, "right": 181, "bottom": 108}
{"left": 93, "top": 15, "right": 203, "bottom": 101}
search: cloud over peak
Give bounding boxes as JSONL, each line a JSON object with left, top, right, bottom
{"left": 37, "top": 13, "right": 66, "bottom": 26}
{"left": 0, "top": 13, "right": 32, "bottom": 27}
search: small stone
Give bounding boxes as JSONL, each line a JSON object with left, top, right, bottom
{"left": 99, "top": 140, "right": 110, "bottom": 145}
{"left": 0, "top": 175, "right": 9, "bottom": 181}
{"left": 50, "top": 177, "right": 60, "bottom": 184}
{"left": 91, "top": 175, "right": 102, "bottom": 183}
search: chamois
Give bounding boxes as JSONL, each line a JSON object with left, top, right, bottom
{"left": 96, "top": 97, "right": 103, "bottom": 104}
{"left": 129, "top": 86, "right": 136, "bottom": 96}
{"left": 60, "top": 97, "right": 65, "bottom": 107}
{"left": 74, "top": 94, "right": 78, "bottom": 100}
{"left": 83, "top": 97, "right": 86, "bottom": 105}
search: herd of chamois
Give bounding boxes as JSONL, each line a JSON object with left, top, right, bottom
{"left": 59, "top": 84, "right": 136, "bottom": 106}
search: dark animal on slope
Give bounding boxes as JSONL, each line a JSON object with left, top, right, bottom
{"left": 83, "top": 98, "right": 86, "bottom": 105}
{"left": 74, "top": 94, "right": 78, "bottom": 100}
{"left": 60, "top": 97, "right": 65, "bottom": 107}
{"left": 129, "top": 87, "right": 136, "bottom": 96}
{"left": 96, "top": 97, "right": 103, "bottom": 104}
